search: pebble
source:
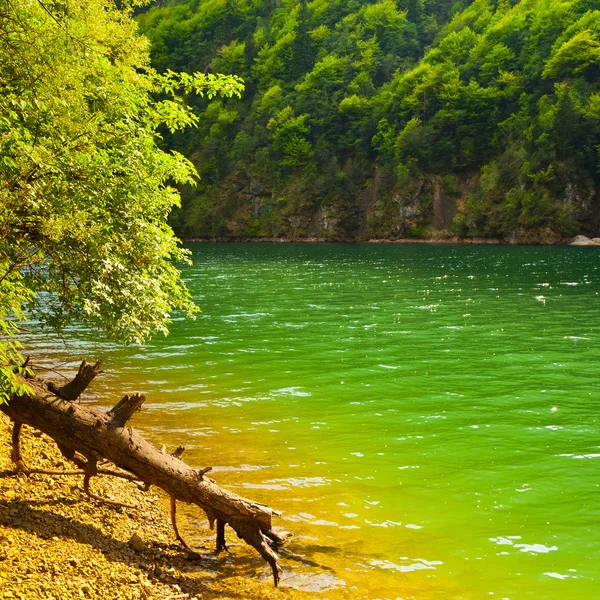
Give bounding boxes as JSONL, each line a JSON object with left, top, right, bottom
{"left": 128, "top": 533, "right": 145, "bottom": 552}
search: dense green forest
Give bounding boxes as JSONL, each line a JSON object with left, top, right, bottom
{"left": 138, "top": 0, "right": 600, "bottom": 242}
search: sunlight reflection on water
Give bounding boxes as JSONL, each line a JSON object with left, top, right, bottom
{"left": 22, "top": 244, "right": 600, "bottom": 599}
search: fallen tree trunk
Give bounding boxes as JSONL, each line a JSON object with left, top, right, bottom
{"left": 0, "top": 362, "right": 290, "bottom": 585}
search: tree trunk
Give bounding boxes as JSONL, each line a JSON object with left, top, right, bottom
{"left": 0, "top": 369, "right": 290, "bottom": 585}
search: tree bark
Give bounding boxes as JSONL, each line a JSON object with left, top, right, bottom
{"left": 1, "top": 372, "right": 290, "bottom": 585}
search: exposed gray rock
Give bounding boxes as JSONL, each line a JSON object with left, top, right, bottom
{"left": 570, "top": 235, "right": 600, "bottom": 246}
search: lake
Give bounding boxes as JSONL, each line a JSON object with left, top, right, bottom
{"left": 25, "top": 243, "right": 600, "bottom": 599}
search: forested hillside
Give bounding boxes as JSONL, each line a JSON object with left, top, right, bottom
{"left": 138, "top": 0, "right": 600, "bottom": 242}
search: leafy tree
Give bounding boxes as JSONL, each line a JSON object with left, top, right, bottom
{"left": 543, "top": 30, "right": 600, "bottom": 79}
{"left": 0, "top": 0, "right": 243, "bottom": 402}
{"left": 290, "top": 0, "right": 316, "bottom": 80}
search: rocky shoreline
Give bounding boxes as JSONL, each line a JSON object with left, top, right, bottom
{"left": 180, "top": 235, "right": 600, "bottom": 246}
{"left": 0, "top": 414, "right": 310, "bottom": 600}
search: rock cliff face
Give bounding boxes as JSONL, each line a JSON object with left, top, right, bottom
{"left": 175, "top": 170, "right": 598, "bottom": 244}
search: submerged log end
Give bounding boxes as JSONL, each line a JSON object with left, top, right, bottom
{"left": 108, "top": 394, "right": 146, "bottom": 428}
{"left": 264, "top": 529, "right": 293, "bottom": 547}
{"left": 235, "top": 524, "right": 282, "bottom": 587}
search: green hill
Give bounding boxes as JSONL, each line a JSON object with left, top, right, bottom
{"left": 138, "top": 0, "right": 600, "bottom": 242}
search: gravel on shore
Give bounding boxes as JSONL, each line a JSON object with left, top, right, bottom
{"left": 0, "top": 413, "right": 313, "bottom": 600}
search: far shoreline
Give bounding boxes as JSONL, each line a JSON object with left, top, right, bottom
{"left": 180, "top": 235, "right": 600, "bottom": 246}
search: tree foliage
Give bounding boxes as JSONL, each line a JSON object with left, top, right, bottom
{"left": 0, "top": 0, "right": 243, "bottom": 402}
{"left": 137, "top": 0, "right": 600, "bottom": 241}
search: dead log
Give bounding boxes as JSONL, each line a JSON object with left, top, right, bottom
{"left": 0, "top": 371, "right": 290, "bottom": 585}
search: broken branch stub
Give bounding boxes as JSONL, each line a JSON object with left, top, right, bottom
{"left": 171, "top": 446, "right": 185, "bottom": 459}
{"left": 48, "top": 359, "right": 103, "bottom": 401}
{"left": 108, "top": 394, "right": 145, "bottom": 427}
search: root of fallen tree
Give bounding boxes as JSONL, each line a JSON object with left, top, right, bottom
{"left": 0, "top": 360, "right": 291, "bottom": 585}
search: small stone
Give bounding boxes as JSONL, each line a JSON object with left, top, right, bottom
{"left": 129, "top": 534, "right": 145, "bottom": 552}
{"left": 75, "top": 529, "right": 87, "bottom": 543}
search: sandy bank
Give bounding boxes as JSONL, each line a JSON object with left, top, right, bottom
{"left": 0, "top": 413, "right": 315, "bottom": 600}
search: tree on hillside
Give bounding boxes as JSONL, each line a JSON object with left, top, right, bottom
{"left": 0, "top": 0, "right": 243, "bottom": 402}
{"left": 290, "top": 0, "right": 315, "bottom": 80}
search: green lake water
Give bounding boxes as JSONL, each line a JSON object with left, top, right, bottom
{"left": 26, "top": 243, "right": 600, "bottom": 599}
